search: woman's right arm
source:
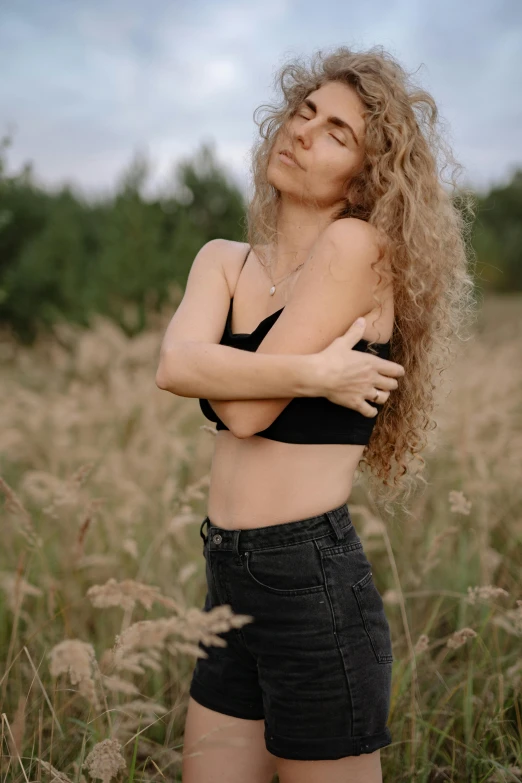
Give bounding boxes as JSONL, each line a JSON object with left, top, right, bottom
{"left": 157, "top": 341, "right": 322, "bottom": 400}
{"left": 155, "top": 239, "right": 323, "bottom": 402}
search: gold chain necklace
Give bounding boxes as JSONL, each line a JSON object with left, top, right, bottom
{"left": 261, "top": 255, "right": 305, "bottom": 296}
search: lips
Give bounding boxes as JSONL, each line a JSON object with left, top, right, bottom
{"left": 279, "top": 149, "right": 302, "bottom": 169}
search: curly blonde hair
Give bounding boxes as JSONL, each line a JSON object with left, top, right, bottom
{"left": 244, "top": 45, "right": 479, "bottom": 515}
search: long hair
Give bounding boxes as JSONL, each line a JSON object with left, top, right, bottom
{"left": 244, "top": 45, "right": 479, "bottom": 515}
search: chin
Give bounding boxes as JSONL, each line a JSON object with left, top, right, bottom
{"left": 266, "top": 164, "right": 281, "bottom": 189}
{"left": 266, "top": 160, "right": 291, "bottom": 190}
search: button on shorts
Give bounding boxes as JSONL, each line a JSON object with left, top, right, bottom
{"left": 188, "top": 502, "right": 393, "bottom": 761}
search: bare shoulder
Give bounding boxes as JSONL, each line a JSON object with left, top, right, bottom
{"left": 204, "top": 238, "right": 250, "bottom": 296}
{"left": 322, "top": 218, "right": 392, "bottom": 287}
{"left": 322, "top": 217, "right": 383, "bottom": 256}
{"left": 155, "top": 239, "right": 244, "bottom": 361}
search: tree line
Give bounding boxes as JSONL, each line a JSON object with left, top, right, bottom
{"left": 0, "top": 133, "right": 520, "bottom": 343}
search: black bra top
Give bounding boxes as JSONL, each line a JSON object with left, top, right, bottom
{"left": 199, "top": 246, "right": 391, "bottom": 445}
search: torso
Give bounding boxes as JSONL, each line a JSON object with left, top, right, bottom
{"left": 206, "top": 238, "right": 394, "bottom": 530}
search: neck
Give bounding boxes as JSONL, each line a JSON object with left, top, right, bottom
{"left": 271, "top": 197, "right": 339, "bottom": 274}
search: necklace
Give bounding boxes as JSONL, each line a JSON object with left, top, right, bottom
{"left": 262, "top": 255, "right": 305, "bottom": 295}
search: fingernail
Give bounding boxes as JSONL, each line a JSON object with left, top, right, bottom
{"left": 356, "top": 318, "right": 365, "bottom": 326}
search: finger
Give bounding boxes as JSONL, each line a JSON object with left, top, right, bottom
{"left": 344, "top": 317, "right": 367, "bottom": 346}
{"left": 371, "top": 389, "right": 390, "bottom": 403}
{"left": 366, "top": 389, "right": 388, "bottom": 406}
{"left": 357, "top": 401, "right": 379, "bottom": 418}
{"left": 371, "top": 357, "right": 405, "bottom": 377}
{"left": 373, "top": 375, "right": 399, "bottom": 391}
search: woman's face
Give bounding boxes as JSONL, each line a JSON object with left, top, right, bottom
{"left": 267, "top": 81, "right": 367, "bottom": 208}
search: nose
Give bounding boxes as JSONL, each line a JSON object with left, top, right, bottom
{"left": 293, "top": 127, "right": 307, "bottom": 146}
{"left": 292, "top": 127, "right": 312, "bottom": 156}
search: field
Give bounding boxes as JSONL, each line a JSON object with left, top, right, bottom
{"left": 1, "top": 294, "right": 521, "bottom": 782}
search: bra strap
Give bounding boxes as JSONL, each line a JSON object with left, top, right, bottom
{"left": 231, "top": 246, "right": 251, "bottom": 309}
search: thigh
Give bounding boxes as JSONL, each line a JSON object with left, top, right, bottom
{"left": 276, "top": 749, "right": 382, "bottom": 783}
{"left": 182, "top": 697, "right": 277, "bottom": 783}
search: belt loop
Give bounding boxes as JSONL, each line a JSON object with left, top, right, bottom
{"left": 231, "top": 530, "right": 241, "bottom": 557}
{"left": 199, "top": 517, "right": 209, "bottom": 544}
{"left": 325, "top": 508, "right": 345, "bottom": 541}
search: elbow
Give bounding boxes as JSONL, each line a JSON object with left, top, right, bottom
{"left": 155, "top": 351, "right": 181, "bottom": 393}
{"left": 229, "top": 423, "right": 255, "bottom": 439}
{"left": 212, "top": 406, "right": 249, "bottom": 439}
{"left": 233, "top": 398, "right": 289, "bottom": 437}
{"left": 228, "top": 412, "right": 270, "bottom": 439}
{"left": 155, "top": 369, "right": 169, "bottom": 390}
{"left": 228, "top": 400, "right": 284, "bottom": 438}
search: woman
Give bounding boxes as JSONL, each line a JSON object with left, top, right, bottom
{"left": 156, "top": 46, "right": 476, "bottom": 783}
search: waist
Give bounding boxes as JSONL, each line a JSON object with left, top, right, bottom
{"left": 206, "top": 433, "right": 363, "bottom": 529}
{"left": 201, "top": 501, "right": 355, "bottom": 551}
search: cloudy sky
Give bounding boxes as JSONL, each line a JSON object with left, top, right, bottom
{"left": 1, "top": 0, "right": 521, "bottom": 200}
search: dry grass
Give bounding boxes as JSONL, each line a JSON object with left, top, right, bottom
{"left": 0, "top": 295, "right": 521, "bottom": 783}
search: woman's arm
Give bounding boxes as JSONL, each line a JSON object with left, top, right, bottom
{"left": 157, "top": 317, "right": 398, "bottom": 438}
{"left": 155, "top": 238, "right": 323, "bottom": 435}
{"left": 155, "top": 238, "right": 323, "bottom": 399}
{"left": 217, "top": 219, "right": 396, "bottom": 437}
{"left": 157, "top": 341, "right": 322, "bottom": 400}
{"left": 155, "top": 230, "right": 402, "bottom": 438}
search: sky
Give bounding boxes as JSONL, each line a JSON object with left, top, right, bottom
{"left": 1, "top": 0, "right": 521, "bottom": 201}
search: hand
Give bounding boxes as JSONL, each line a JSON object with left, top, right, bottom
{"left": 316, "top": 318, "right": 405, "bottom": 417}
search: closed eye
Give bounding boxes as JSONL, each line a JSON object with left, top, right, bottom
{"left": 297, "top": 114, "right": 345, "bottom": 146}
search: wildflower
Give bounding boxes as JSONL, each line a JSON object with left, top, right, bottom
{"left": 116, "top": 699, "right": 167, "bottom": 720}
{"left": 7, "top": 695, "right": 26, "bottom": 756}
{"left": 84, "top": 739, "right": 126, "bottom": 783}
{"left": 482, "top": 546, "right": 502, "bottom": 573}
{"left": 108, "top": 604, "right": 254, "bottom": 675}
{"left": 87, "top": 578, "right": 179, "bottom": 613}
{"left": 492, "top": 600, "right": 522, "bottom": 636}
{"left": 48, "top": 639, "right": 99, "bottom": 709}
{"left": 44, "top": 463, "right": 95, "bottom": 519}
{"left": 0, "top": 571, "right": 42, "bottom": 612}
{"left": 178, "top": 562, "right": 198, "bottom": 585}
{"left": 446, "top": 627, "right": 477, "bottom": 649}
{"left": 100, "top": 676, "right": 139, "bottom": 696}
{"left": 0, "top": 476, "right": 42, "bottom": 547}
{"left": 422, "top": 526, "right": 458, "bottom": 575}
{"left": 466, "top": 585, "right": 509, "bottom": 605}
{"left": 448, "top": 490, "right": 472, "bottom": 515}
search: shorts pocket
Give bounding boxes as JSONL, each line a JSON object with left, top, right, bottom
{"left": 353, "top": 569, "right": 394, "bottom": 664}
{"left": 243, "top": 540, "right": 325, "bottom": 596}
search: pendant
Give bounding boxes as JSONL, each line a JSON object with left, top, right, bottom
{"left": 269, "top": 285, "right": 276, "bottom": 295}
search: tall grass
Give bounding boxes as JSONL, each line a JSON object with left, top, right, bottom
{"left": 1, "top": 295, "right": 521, "bottom": 782}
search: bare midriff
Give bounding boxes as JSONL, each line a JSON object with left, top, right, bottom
{"left": 206, "top": 433, "right": 365, "bottom": 529}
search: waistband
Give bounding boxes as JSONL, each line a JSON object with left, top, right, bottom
{"left": 199, "top": 502, "right": 352, "bottom": 554}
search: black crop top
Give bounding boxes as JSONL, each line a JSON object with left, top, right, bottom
{"left": 199, "top": 247, "right": 391, "bottom": 445}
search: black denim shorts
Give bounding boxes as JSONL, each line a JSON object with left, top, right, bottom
{"left": 188, "top": 501, "right": 393, "bottom": 761}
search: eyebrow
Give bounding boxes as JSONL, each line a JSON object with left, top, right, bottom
{"left": 302, "top": 97, "right": 361, "bottom": 147}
